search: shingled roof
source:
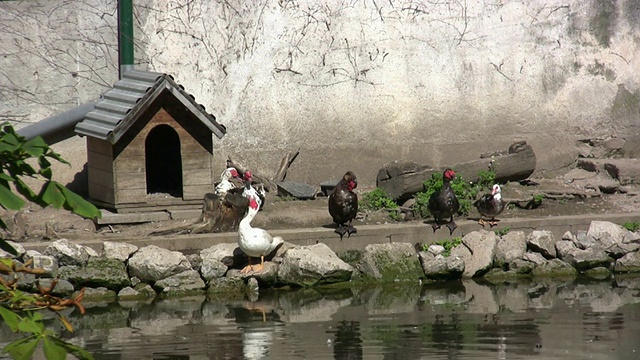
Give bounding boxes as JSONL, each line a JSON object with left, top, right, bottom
{"left": 75, "top": 70, "right": 226, "bottom": 143}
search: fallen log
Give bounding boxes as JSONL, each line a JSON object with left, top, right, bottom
{"left": 377, "top": 141, "right": 536, "bottom": 202}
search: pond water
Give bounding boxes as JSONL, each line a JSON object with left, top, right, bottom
{"left": 3, "top": 277, "right": 640, "bottom": 360}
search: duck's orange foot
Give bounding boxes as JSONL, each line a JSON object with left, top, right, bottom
{"left": 478, "top": 219, "right": 486, "bottom": 228}
{"left": 489, "top": 220, "right": 499, "bottom": 228}
{"left": 240, "top": 265, "right": 255, "bottom": 274}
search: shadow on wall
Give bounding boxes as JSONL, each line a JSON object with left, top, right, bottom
{"left": 65, "top": 164, "right": 89, "bottom": 197}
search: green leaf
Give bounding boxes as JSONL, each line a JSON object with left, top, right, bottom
{"left": 0, "top": 306, "right": 21, "bottom": 332}
{"left": 0, "top": 239, "right": 18, "bottom": 256}
{"left": 43, "top": 336, "right": 67, "bottom": 360}
{"left": 0, "top": 183, "right": 25, "bottom": 210}
{"left": 22, "top": 137, "right": 47, "bottom": 157}
{"left": 60, "top": 184, "right": 101, "bottom": 219}
{"left": 41, "top": 182, "right": 65, "bottom": 209}
{"left": 2, "top": 335, "right": 39, "bottom": 360}
{"left": 17, "top": 316, "right": 44, "bottom": 335}
{"left": 46, "top": 337, "right": 94, "bottom": 360}
{"left": 0, "top": 173, "right": 14, "bottom": 182}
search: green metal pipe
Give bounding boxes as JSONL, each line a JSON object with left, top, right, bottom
{"left": 118, "top": 0, "right": 134, "bottom": 78}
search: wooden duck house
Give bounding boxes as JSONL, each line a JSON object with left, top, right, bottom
{"left": 75, "top": 70, "right": 226, "bottom": 213}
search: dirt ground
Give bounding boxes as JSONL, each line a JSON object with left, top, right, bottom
{"left": 3, "top": 166, "right": 640, "bottom": 244}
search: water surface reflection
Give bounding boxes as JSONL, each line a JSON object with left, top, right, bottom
{"left": 4, "top": 278, "right": 640, "bottom": 359}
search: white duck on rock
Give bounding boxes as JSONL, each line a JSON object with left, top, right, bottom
{"left": 237, "top": 194, "right": 283, "bottom": 273}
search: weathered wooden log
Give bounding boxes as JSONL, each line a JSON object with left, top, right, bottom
{"left": 377, "top": 141, "right": 536, "bottom": 201}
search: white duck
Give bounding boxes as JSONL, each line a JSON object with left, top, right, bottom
{"left": 242, "top": 171, "right": 266, "bottom": 210}
{"left": 215, "top": 167, "right": 240, "bottom": 197}
{"left": 238, "top": 194, "right": 283, "bottom": 273}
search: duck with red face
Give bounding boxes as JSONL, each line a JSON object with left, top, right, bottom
{"left": 428, "top": 169, "right": 460, "bottom": 235}
{"left": 242, "top": 171, "right": 266, "bottom": 210}
{"left": 237, "top": 194, "right": 283, "bottom": 274}
{"left": 328, "top": 171, "right": 358, "bottom": 240}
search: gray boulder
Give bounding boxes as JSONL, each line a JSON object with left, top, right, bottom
{"left": 200, "top": 243, "right": 237, "bottom": 282}
{"left": 509, "top": 258, "right": 535, "bottom": 274}
{"left": 359, "top": 242, "right": 422, "bottom": 282}
{"left": 523, "top": 252, "right": 547, "bottom": 266}
{"left": 494, "top": 231, "right": 527, "bottom": 268}
{"left": 0, "top": 259, "right": 35, "bottom": 291}
{"left": 531, "top": 259, "right": 578, "bottom": 278}
{"left": 606, "top": 242, "right": 640, "bottom": 259}
{"left": 451, "top": 230, "right": 497, "bottom": 278}
{"left": 80, "top": 287, "right": 117, "bottom": 302}
{"left": 418, "top": 251, "right": 464, "bottom": 280}
{"left": 586, "top": 221, "right": 625, "bottom": 249}
{"left": 59, "top": 257, "right": 130, "bottom": 290}
{"left": 562, "top": 247, "right": 612, "bottom": 271}
{"left": 226, "top": 262, "right": 279, "bottom": 286}
{"left": 30, "top": 254, "right": 58, "bottom": 278}
{"left": 103, "top": 241, "right": 138, "bottom": 262}
{"left": 614, "top": 252, "right": 640, "bottom": 273}
{"left": 128, "top": 245, "right": 191, "bottom": 282}
{"left": 154, "top": 269, "right": 206, "bottom": 295}
{"left": 35, "top": 278, "right": 74, "bottom": 296}
{"left": 44, "top": 239, "right": 93, "bottom": 266}
{"left": 526, "top": 230, "right": 556, "bottom": 258}
{"left": 206, "top": 277, "right": 246, "bottom": 295}
{"left": 555, "top": 240, "right": 578, "bottom": 259}
{"left": 279, "top": 243, "right": 353, "bottom": 286}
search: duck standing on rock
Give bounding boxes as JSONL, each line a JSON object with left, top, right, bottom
{"left": 474, "top": 184, "right": 506, "bottom": 228}
{"left": 428, "top": 169, "right": 460, "bottom": 235}
{"left": 237, "top": 194, "right": 284, "bottom": 274}
{"left": 328, "top": 171, "right": 358, "bottom": 240}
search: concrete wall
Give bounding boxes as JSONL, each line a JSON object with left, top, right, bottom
{"left": 1, "top": 0, "right": 639, "bottom": 188}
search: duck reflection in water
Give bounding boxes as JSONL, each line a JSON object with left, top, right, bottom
{"left": 232, "top": 303, "right": 281, "bottom": 360}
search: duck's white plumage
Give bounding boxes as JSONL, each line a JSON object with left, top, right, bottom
{"left": 238, "top": 196, "right": 283, "bottom": 271}
{"left": 215, "top": 167, "right": 240, "bottom": 197}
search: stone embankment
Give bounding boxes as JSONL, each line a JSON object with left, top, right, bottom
{"left": 2, "top": 221, "right": 640, "bottom": 301}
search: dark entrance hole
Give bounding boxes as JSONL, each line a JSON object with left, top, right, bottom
{"left": 145, "top": 124, "right": 183, "bottom": 197}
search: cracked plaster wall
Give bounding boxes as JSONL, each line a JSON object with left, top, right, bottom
{"left": 1, "top": 0, "right": 639, "bottom": 187}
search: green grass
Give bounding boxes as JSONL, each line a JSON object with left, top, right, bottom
{"left": 494, "top": 226, "right": 510, "bottom": 237}
{"left": 623, "top": 221, "right": 640, "bottom": 232}
{"left": 423, "top": 237, "right": 462, "bottom": 257}
{"left": 361, "top": 188, "right": 400, "bottom": 221}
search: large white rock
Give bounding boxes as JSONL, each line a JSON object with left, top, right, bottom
{"left": 128, "top": 245, "right": 191, "bottom": 282}
{"left": 526, "top": 230, "right": 556, "bottom": 258}
{"left": 43, "top": 239, "right": 91, "bottom": 266}
{"left": 494, "top": 231, "right": 527, "bottom": 268}
{"left": 199, "top": 243, "right": 237, "bottom": 281}
{"left": 451, "top": 230, "right": 497, "bottom": 278}
{"left": 278, "top": 243, "right": 353, "bottom": 286}
{"left": 103, "top": 241, "right": 138, "bottom": 262}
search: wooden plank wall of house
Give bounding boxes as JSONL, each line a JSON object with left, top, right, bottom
{"left": 87, "top": 137, "right": 115, "bottom": 205}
